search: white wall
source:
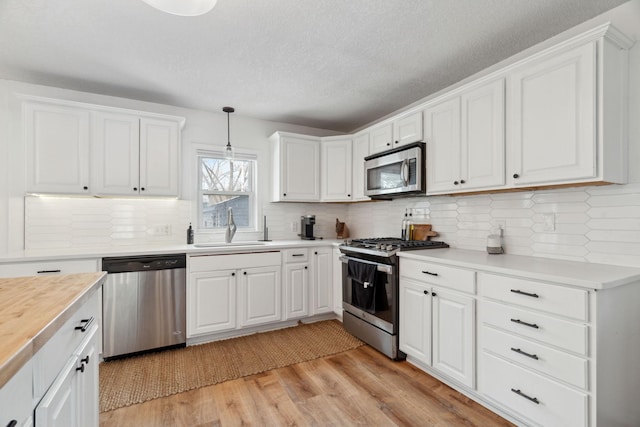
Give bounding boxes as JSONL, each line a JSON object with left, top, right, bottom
{"left": 345, "top": 0, "right": 640, "bottom": 269}
{"left": 5, "top": 0, "right": 640, "bottom": 269}
{"left": 0, "top": 79, "right": 345, "bottom": 253}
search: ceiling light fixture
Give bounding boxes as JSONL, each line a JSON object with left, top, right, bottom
{"left": 139, "top": 0, "right": 218, "bottom": 17}
{"left": 223, "top": 106, "right": 235, "bottom": 160}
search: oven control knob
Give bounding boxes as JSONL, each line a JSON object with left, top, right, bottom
{"left": 376, "top": 243, "right": 383, "bottom": 249}
{"left": 386, "top": 244, "right": 394, "bottom": 251}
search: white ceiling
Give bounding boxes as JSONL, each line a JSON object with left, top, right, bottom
{"left": 0, "top": 0, "right": 629, "bottom": 132}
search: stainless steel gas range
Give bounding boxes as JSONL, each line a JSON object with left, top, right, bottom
{"left": 339, "top": 238, "right": 449, "bottom": 360}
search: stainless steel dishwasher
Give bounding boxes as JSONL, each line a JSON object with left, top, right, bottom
{"left": 102, "top": 254, "right": 186, "bottom": 360}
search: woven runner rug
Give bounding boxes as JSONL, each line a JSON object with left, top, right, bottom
{"left": 99, "top": 320, "right": 363, "bottom": 412}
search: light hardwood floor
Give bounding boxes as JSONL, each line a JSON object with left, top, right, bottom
{"left": 100, "top": 345, "right": 514, "bottom": 426}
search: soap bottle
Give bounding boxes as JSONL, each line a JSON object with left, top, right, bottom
{"left": 187, "top": 223, "right": 194, "bottom": 244}
{"left": 401, "top": 208, "right": 409, "bottom": 241}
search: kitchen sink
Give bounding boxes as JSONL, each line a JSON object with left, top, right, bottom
{"left": 194, "top": 242, "right": 268, "bottom": 248}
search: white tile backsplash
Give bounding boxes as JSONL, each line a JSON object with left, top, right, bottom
{"left": 22, "top": 182, "right": 640, "bottom": 268}
{"left": 346, "top": 183, "right": 640, "bottom": 268}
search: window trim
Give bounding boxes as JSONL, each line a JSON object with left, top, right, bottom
{"left": 196, "top": 148, "right": 258, "bottom": 233}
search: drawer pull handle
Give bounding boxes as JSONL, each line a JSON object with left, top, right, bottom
{"left": 511, "top": 388, "right": 539, "bottom": 404}
{"left": 511, "top": 347, "right": 539, "bottom": 360}
{"left": 7, "top": 421, "right": 18, "bottom": 427}
{"left": 510, "top": 318, "right": 539, "bottom": 329}
{"left": 81, "top": 355, "right": 90, "bottom": 364}
{"left": 74, "top": 317, "right": 94, "bottom": 332}
{"left": 37, "top": 269, "right": 61, "bottom": 274}
{"left": 76, "top": 363, "right": 85, "bottom": 373}
{"left": 510, "top": 289, "right": 539, "bottom": 298}
{"left": 421, "top": 271, "right": 439, "bottom": 277}
{"left": 292, "top": 254, "right": 305, "bottom": 257}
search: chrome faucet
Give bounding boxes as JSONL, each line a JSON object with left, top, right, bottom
{"left": 225, "top": 207, "right": 237, "bottom": 243}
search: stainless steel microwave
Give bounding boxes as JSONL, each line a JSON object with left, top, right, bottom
{"left": 364, "top": 142, "right": 426, "bottom": 199}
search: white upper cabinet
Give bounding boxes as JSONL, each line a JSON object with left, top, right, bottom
{"left": 351, "top": 132, "right": 370, "bottom": 201}
{"left": 507, "top": 25, "right": 632, "bottom": 187}
{"left": 23, "top": 97, "right": 184, "bottom": 197}
{"left": 24, "top": 102, "right": 91, "bottom": 194}
{"left": 393, "top": 111, "right": 424, "bottom": 148}
{"left": 92, "top": 113, "right": 180, "bottom": 197}
{"left": 369, "top": 111, "right": 424, "bottom": 155}
{"left": 92, "top": 112, "right": 139, "bottom": 195}
{"left": 369, "top": 122, "right": 393, "bottom": 154}
{"left": 426, "top": 78, "right": 505, "bottom": 195}
{"left": 425, "top": 97, "right": 462, "bottom": 194}
{"left": 139, "top": 118, "right": 180, "bottom": 196}
{"left": 270, "top": 132, "right": 321, "bottom": 202}
{"left": 321, "top": 137, "right": 352, "bottom": 201}
{"left": 508, "top": 43, "right": 596, "bottom": 186}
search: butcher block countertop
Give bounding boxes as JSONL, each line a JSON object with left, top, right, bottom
{"left": 0, "top": 272, "right": 106, "bottom": 389}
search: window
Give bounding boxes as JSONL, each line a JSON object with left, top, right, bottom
{"left": 198, "top": 151, "right": 257, "bottom": 230}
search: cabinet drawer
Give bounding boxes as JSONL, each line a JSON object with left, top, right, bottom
{"left": 0, "top": 258, "right": 99, "bottom": 278}
{"left": 482, "top": 326, "right": 588, "bottom": 389}
{"left": 283, "top": 248, "right": 309, "bottom": 263}
{"left": 189, "top": 251, "right": 281, "bottom": 272}
{"left": 482, "top": 300, "right": 587, "bottom": 355}
{"left": 0, "top": 359, "right": 33, "bottom": 427}
{"left": 480, "top": 352, "right": 587, "bottom": 427}
{"left": 479, "top": 273, "right": 588, "bottom": 321}
{"left": 32, "top": 289, "right": 100, "bottom": 401}
{"left": 401, "top": 259, "right": 475, "bottom": 294}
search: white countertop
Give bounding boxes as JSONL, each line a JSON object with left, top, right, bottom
{"left": 0, "top": 239, "right": 342, "bottom": 263}
{"left": 398, "top": 248, "right": 640, "bottom": 290}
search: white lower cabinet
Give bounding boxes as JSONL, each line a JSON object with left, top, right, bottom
{"left": 310, "top": 247, "right": 332, "bottom": 315}
{"left": 283, "top": 249, "right": 309, "bottom": 320}
{"left": 431, "top": 287, "right": 475, "bottom": 388}
{"left": 0, "top": 359, "right": 33, "bottom": 427}
{"left": 187, "top": 252, "right": 282, "bottom": 338}
{"left": 35, "top": 325, "right": 99, "bottom": 427}
{"left": 239, "top": 265, "right": 281, "bottom": 327}
{"left": 399, "top": 259, "right": 475, "bottom": 388}
{"left": 0, "top": 258, "right": 99, "bottom": 278}
{"left": 189, "top": 269, "right": 237, "bottom": 335}
{"left": 399, "top": 255, "right": 640, "bottom": 427}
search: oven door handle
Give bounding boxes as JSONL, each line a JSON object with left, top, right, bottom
{"left": 339, "top": 255, "right": 393, "bottom": 275}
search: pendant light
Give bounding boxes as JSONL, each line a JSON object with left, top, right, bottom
{"left": 223, "top": 106, "right": 235, "bottom": 160}
{"left": 139, "top": 0, "right": 218, "bottom": 17}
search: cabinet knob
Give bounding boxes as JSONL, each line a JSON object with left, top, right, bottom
{"left": 133, "top": 187, "right": 138, "bottom": 191}
{"left": 283, "top": 193, "right": 287, "bottom": 197}
{"left": 314, "top": 251, "right": 318, "bottom": 255}
{"left": 304, "top": 266, "right": 308, "bottom": 269}
{"left": 460, "top": 179, "right": 465, "bottom": 184}
{"left": 453, "top": 181, "right": 459, "bottom": 185}
{"left": 231, "top": 272, "right": 235, "bottom": 276}
{"left": 347, "top": 194, "right": 351, "bottom": 197}
{"left": 243, "top": 271, "right": 247, "bottom": 275}
{"left": 513, "top": 173, "right": 520, "bottom": 179}
{"left": 141, "top": 187, "right": 145, "bottom": 191}
{"left": 432, "top": 292, "right": 437, "bottom": 297}
{"left": 394, "top": 140, "right": 399, "bottom": 144}
{"left": 423, "top": 290, "right": 428, "bottom": 295}
{"left": 83, "top": 186, "right": 88, "bottom": 190}
{"left": 386, "top": 142, "right": 391, "bottom": 146}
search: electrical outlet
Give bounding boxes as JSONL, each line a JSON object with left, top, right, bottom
{"left": 543, "top": 213, "right": 555, "bottom": 232}
{"left": 290, "top": 222, "right": 297, "bottom": 232}
{"left": 152, "top": 225, "right": 172, "bottom": 236}
{"left": 492, "top": 220, "right": 506, "bottom": 235}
